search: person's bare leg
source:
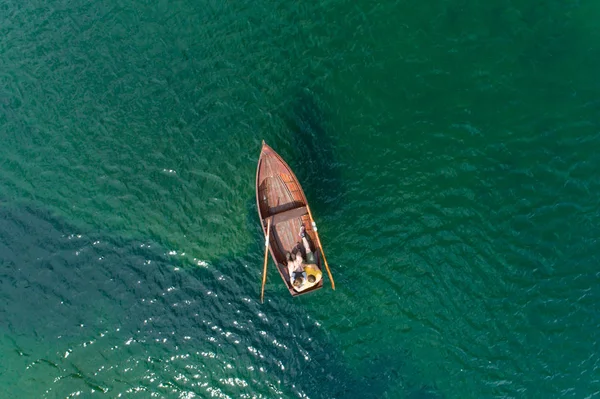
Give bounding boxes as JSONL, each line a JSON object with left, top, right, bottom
{"left": 301, "top": 236, "right": 311, "bottom": 254}
{"left": 299, "top": 225, "right": 312, "bottom": 255}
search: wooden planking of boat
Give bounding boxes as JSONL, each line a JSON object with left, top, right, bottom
{"left": 256, "top": 141, "right": 335, "bottom": 300}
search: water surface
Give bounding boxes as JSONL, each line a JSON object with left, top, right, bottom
{"left": 1, "top": 0, "right": 599, "bottom": 397}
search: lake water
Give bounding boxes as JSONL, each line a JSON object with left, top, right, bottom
{"left": 1, "top": 0, "right": 599, "bottom": 397}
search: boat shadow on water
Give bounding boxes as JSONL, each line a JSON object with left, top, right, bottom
{"left": 274, "top": 88, "right": 343, "bottom": 217}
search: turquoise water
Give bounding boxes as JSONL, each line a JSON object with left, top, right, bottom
{"left": 1, "top": 0, "right": 599, "bottom": 397}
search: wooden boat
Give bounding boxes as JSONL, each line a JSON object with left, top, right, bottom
{"left": 256, "top": 141, "right": 334, "bottom": 298}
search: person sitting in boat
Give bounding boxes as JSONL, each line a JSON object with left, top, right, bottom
{"left": 286, "top": 251, "right": 306, "bottom": 289}
{"left": 288, "top": 226, "right": 322, "bottom": 291}
{"left": 303, "top": 264, "right": 322, "bottom": 287}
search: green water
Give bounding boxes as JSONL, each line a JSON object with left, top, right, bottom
{"left": 1, "top": 0, "right": 599, "bottom": 397}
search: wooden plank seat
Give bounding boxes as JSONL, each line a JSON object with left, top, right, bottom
{"left": 267, "top": 206, "right": 308, "bottom": 226}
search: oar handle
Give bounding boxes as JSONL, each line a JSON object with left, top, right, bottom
{"left": 260, "top": 218, "right": 272, "bottom": 303}
{"left": 306, "top": 206, "right": 335, "bottom": 290}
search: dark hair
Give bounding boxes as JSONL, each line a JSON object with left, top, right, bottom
{"left": 293, "top": 278, "right": 303, "bottom": 287}
{"left": 308, "top": 275, "right": 316, "bottom": 283}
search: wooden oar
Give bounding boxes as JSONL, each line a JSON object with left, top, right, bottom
{"left": 306, "top": 205, "right": 335, "bottom": 290}
{"left": 260, "top": 218, "right": 272, "bottom": 303}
